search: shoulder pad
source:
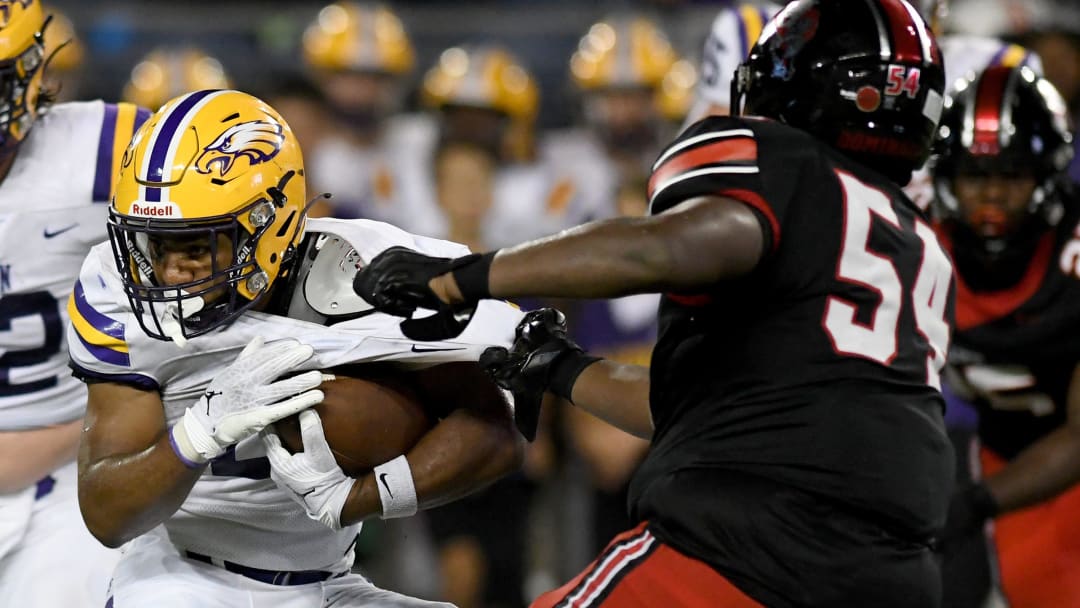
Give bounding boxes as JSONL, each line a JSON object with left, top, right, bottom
{"left": 285, "top": 232, "right": 374, "bottom": 324}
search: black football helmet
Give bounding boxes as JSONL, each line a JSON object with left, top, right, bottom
{"left": 731, "top": 0, "right": 945, "bottom": 185}
{"left": 933, "top": 65, "right": 1074, "bottom": 251}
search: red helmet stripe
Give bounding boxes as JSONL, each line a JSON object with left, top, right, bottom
{"left": 877, "top": 0, "right": 927, "bottom": 64}
{"left": 972, "top": 67, "right": 1010, "bottom": 155}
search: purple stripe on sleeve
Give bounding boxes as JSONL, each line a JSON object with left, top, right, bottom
{"left": 74, "top": 330, "right": 131, "bottom": 367}
{"left": 92, "top": 103, "right": 118, "bottom": 202}
{"left": 73, "top": 280, "right": 125, "bottom": 341}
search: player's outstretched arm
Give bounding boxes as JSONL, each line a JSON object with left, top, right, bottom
{"left": 355, "top": 195, "right": 764, "bottom": 315}
{"left": 339, "top": 362, "right": 525, "bottom": 525}
{"left": 454, "top": 195, "right": 764, "bottom": 300}
{"left": 78, "top": 382, "right": 202, "bottom": 548}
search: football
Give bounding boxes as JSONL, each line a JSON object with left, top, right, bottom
{"left": 274, "top": 371, "right": 433, "bottom": 477}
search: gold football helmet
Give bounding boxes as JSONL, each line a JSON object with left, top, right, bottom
{"left": 570, "top": 16, "right": 677, "bottom": 92}
{"left": 422, "top": 44, "right": 538, "bottom": 161}
{"left": 122, "top": 47, "right": 233, "bottom": 110}
{"left": 422, "top": 44, "right": 538, "bottom": 122}
{"left": 302, "top": 2, "right": 414, "bottom": 75}
{"left": 108, "top": 90, "right": 308, "bottom": 342}
{"left": 0, "top": 0, "right": 46, "bottom": 151}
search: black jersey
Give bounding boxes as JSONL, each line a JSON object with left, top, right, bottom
{"left": 628, "top": 116, "right": 955, "bottom": 605}
{"left": 937, "top": 204, "right": 1080, "bottom": 460}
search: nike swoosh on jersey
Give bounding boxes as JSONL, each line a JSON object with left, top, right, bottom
{"left": 43, "top": 223, "right": 79, "bottom": 238}
{"left": 410, "top": 345, "right": 466, "bottom": 353}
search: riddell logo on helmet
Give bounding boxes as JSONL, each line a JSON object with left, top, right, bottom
{"left": 129, "top": 202, "right": 181, "bottom": 218}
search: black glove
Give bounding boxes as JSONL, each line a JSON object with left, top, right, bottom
{"left": 353, "top": 247, "right": 494, "bottom": 341}
{"left": 480, "top": 308, "right": 600, "bottom": 441}
{"left": 939, "top": 481, "right": 999, "bottom": 551}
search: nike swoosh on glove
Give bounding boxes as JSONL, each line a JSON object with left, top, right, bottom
{"left": 263, "top": 409, "right": 355, "bottom": 530}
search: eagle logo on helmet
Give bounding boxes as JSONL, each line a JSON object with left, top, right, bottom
{"left": 194, "top": 120, "right": 285, "bottom": 177}
{"left": 769, "top": 4, "right": 820, "bottom": 81}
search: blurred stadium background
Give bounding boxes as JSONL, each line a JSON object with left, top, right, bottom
{"left": 42, "top": 1, "right": 1080, "bottom": 607}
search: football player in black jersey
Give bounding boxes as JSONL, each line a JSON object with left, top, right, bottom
{"left": 931, "top": 64, "right": 1080, "bottom": 606}
{"left": 354, "top": 1, "right": 955, "bottom": 606}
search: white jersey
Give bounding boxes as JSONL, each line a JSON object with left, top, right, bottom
{"left": 689, "top": 2, "right": 783, "bottom": 121}
{"left": 307, "top": 114, "right": 440, "bottom": 233}
{"left": 0, "top": 100, "right": 149, "bottom": 430}
{"left": 538, "top": 129, "right": 623, "bottom": 226}
{"left": 67, "top": 217, "right": 523, "bottom": 572}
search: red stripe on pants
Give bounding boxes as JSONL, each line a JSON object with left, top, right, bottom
{"left": 531, "top": 522, "right": 763, "bottom": 608}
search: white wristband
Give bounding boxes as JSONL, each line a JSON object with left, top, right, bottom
{"left": 373, "top": 455, "right": 418, "bottom": 519}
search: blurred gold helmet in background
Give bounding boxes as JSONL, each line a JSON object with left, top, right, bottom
{"left": 302, "top": 2, "right": 414, "bottom": 75}
{"left": 122, "top": 47, "right": 232, "bottom": 110}
{"left": 571, "top": 16, "right": 678, "bottom": 92}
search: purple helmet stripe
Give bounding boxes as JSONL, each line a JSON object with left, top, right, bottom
{"left": 142, "top": 90, "right": 219, "bottom": 202}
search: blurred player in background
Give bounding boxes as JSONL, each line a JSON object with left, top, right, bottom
{"left": 72, "top": 89, "right": 526, "bottom": 607}
{"left": 355, "top": 0, "right": 955, "bottom": 605}
{"left": 0, "top": 1, "right": 149, "bottom": 605}
{"left": 121, "top": 46, "right": 233, "bottom": 110}
{"left": 259, "top": 74, "right": 336, "bottom": 218}
{"left": 412, "top": 44, "right": 560, "bottom": 608}
{"left": 543, "top": 15, "right": 684, "bottom": 228}
{"left": 685, "top": 1, "right": 782, "bottom": 123}
{"left": 301, "top": 1, "right": 416, "bottom": 224}
{"left": 40, "top": 5, "right": 84, "bottom": 102}
{"left": 932, "top": 64, "right": 1080, "bottom": 608}
{"left": 415, "top": 43, "right": 587, "bottom": 249}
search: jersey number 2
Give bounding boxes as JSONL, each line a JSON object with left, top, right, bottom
{"left": 823, "top": 171, "right": 952, "bottom": 389}
{"left": 0, "top": 292, "right": 63, "bottom": 397}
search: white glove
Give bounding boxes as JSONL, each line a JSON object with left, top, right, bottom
{"left": 262, "top": 410, "right": 355, "bottom": 530}
{"left": 170, "top": 336, "right": 326, "bottom": 466}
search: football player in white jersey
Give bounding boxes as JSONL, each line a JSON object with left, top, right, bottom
{"left": 0, "top": 2, "right": 149, "bottom": 606}
{"left": 543, "top": 15, "right": 688, "bottom": 229}
{"left": 686, "top": 1, "right": 783, "bottom": 122}
{"left": 401, "top": 43, "right": 588, "bottom": 250}
{"left": 301, "top": 2, "right": 419, "bottom": 224}
{"left": 70, "top": 89, "right": 525, "bottom": 608}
